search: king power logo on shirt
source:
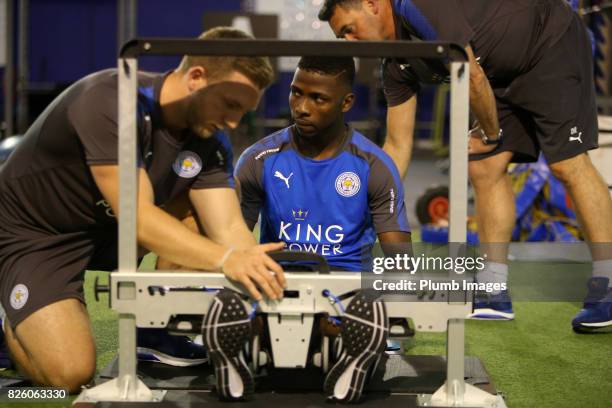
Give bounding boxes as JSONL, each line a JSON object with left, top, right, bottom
{"left": 278, "top": 211, "right": 345, "bottom": 256}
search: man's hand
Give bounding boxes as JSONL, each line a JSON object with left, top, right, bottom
{"left": 384, "top": 96, "right": 417, "bottom": 179}
{"left": 468, "top": 126, "right": 499, "bottom": 155}
{"left": 221, "top": 242, "right": 287, "bottom": 301}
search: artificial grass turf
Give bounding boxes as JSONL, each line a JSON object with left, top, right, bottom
{"left": 407, "top": 301, "right": 612, "bottom": 408}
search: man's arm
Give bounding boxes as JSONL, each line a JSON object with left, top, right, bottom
{"left": 189, "top": 187, "right": 257, "bottom": 249}
{"left": 466, "top": 45, "right": 501, "bottom": 154}
{"left": 378, "top": 232, "right": 413, "bottom": 272}
{"left": 385, "top": 45, "right": 499, "bottom": 167}
{"left": 384, "top": 96, "right": 417, "bottom": 179}
{"left": 378, "top": 231, "right": 412, "bottom": 244}
{"left": 90, "top": 165, "right": 285, "bottom": 300}
{"left": 189, "top": 187, "right": 286, "bottom": 299}
{"left": 367, "top": 146, "right": 412, "bottom": 257}
{"left": 91, "top": 165, "right": 230, "bottom": 270}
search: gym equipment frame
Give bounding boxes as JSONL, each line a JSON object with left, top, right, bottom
{"left": 73, "top": 39, "right": 506, "bottom": 408}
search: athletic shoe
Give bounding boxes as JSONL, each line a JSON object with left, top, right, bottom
{"left": 468, "top": 290, "right": 515, "bottom": 320}
{"left": 572, "top": 277, "right": 612, "bottom": 332}
{"left": 136, "top": 328, "right": 208, "bottom": 367}
{"left": 202, "top": 289, "right": 254, "bottom": 401}
{"left": 324, "top": 290, "right": 388, "bottom": 403}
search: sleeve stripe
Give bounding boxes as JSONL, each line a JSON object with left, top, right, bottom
{"left": 350, "top": 134, "right": 404, "bottom": 197}
{"left": 350, "top": 134, "right": 410, "bottom": 232}
{"left": 394, "top": 0, "right": 439, "bottom": 40}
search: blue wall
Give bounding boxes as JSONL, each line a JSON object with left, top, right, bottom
{"left": 20, "top": 0, "right": 377, "bottom": 126}
{"left": 30, "top": 0, "right": 116, "bottom": 83}
{"left": 29, "top": 0, "right": 242, "bottom": 84}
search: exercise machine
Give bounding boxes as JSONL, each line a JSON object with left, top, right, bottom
{"left": 73, "top": 38, "right": 506, "bottom": 408}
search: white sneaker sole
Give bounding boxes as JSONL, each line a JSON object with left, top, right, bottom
{"left": 580, "top": 319, "right": 612, "bottom": 328}
{"left": 136, "top": 347, "right": 208, "bottom": 367}
{"left": 324, "top": 291, "right": 388, "bottom": 403}
{"left": 468, "top": 308, "right": 515, "bottom": 320}
{"left": 202, "top": 290, "right": 253, "bottom": 400}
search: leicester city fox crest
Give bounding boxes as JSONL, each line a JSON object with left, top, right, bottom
{"left": 335, "top": 172, "right": 361, "bottom": 197}
{"left": 173, "top": 151, "right": 203, "bottom": 178}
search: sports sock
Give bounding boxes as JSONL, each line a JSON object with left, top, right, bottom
{"left": 592, "top": 259, "right": 612, "bottom": 288}
{"left": 476, "top": 262, "right": 508, "bottom": 295}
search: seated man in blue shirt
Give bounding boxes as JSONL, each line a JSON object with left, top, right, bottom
{"left": 236, "top": 56, "right": 410, "bottom": 271}
{"left": 234, "top": 56, "right": 411, "bottom": 402}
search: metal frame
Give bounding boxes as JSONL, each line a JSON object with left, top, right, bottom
{"left": 74, "top": 39, "right": 505, "bottom": 407}
{"left": 117, "top": 0, "right": 138, "bottom": 53}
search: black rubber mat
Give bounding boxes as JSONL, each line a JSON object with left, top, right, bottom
{"left": 98, "top": 354, "right": 491, "bottom": 394}
{"left": 84, "top": 389, "right": 471, "bottom": 408}
{"left": 0, "top": 376, "right": 30, "bottom": 387}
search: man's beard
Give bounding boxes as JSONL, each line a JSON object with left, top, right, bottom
{"left": 187, "top": 103, "right": 214, "bottom": 138}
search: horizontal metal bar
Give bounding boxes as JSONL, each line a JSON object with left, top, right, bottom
{"left": 119, "top": 38, "right": 468, "bottom": 61}
{"left": 110, "top": 272, "right": 471, "bottom": 332}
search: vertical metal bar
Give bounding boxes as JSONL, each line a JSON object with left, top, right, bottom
{"left": 117, "top": 6, "right": 139, "bottom": 392}
{"left": 446, "top": 60, "right": 470, "bottom": 404}
{"left": 16, "top": 0, "right": 28, "bottom": 133}
{"left": 117, "top": 0, "right": 137, "bottom": 52}
{"left": 117, "top": 0, "right": 125, "bottom": 49}
{"left": 117, "top": 56, "right": 138, "bottom": 386}
{"left": 3, "top": 0, "right": 14, "bottom": 137}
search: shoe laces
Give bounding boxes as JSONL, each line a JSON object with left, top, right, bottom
{"left": 322, "top": 289, "right": 346, "bottom": 325}
{"left": 248, "top": 301, "right": 259, "bottom": 320}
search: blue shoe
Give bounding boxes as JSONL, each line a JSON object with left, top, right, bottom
{"left": 468, "top": 290, "right": 515, "bottom": 320}
{"left": 572, "top": 277, "right": 612, "bottom": 332}
{"left": 137, "top": 328, "right": 208, "bottom": 367}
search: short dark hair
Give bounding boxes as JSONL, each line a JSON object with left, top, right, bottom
{"left": 297, "top": 56, "right": 356, "bottom": 87}
{"left": 318, "top": 0, "right": 359, "bottom": 22}
{"left": 179, "top": 27, "right": 274, "bottom": 90}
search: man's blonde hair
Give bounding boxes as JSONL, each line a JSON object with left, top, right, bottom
{"left": 178, "top": 27, "right": 274, "bottom": 90}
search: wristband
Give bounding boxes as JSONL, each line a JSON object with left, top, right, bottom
{"left": 470, "top": 126, "right": 503, "bottom": 145}
{"left": 218, "top": 248, "right": 235, "bottom": 272}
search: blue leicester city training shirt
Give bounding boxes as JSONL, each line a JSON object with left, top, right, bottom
{"left": 235, "top": 127, "right": 409, "bottom": 272}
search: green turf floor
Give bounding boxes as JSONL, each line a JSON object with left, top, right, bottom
{"left": 2, "top": 262, "right": 611, "bottom": 408}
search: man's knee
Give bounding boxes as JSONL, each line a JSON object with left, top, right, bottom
{"left": 8, "top": 325, "right": 96, "bottom": 393}
{"left": 44, "top": 358, "right": 95, "bottom": 393}
{"left": 469, "top": 152, "right": 513, "bottom": 187}
{"left": 549, "top": 154, "right": 590, "bottom": 184}
{"left": 9, "top": 299, "right": 96, "bottom": 393}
